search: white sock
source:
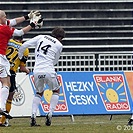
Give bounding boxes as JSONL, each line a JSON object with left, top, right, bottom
{"left": 31, "top": 95, "right": 41, "bottom": 118}
{"left": 0, "top": 86, "right": 9, "bottom": 111}
{"left": 131, "top": 114, "right": 133, "bottom": 119}
{"left": 49, "top": 93, "right": 59, "bottom": 114}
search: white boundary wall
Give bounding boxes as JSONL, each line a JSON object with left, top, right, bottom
{"left": 0, "top": 73, "right": 40, "bottom": 117}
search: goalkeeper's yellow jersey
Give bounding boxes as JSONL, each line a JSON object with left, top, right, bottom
{"left": 6, "top": 39, "right": 29, "bottom": 73}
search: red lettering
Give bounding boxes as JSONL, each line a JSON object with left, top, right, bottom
{"left": 41, "top": 103, "right": 68, "bottom": 112}
{"left": 105, "top": 102, "right": 129, "bottom": 111}
{"left": 94, "top": 75, "right": 123, "bottom": 83}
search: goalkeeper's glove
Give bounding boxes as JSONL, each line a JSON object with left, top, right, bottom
{"left": 24, "top": 10, "right": 41, "bottom": 20}
{"left": 30, "top": 14, "right": 43, "bottom": 29}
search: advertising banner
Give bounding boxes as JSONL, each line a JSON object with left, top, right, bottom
{"left": 1, "top": 71, "right": 133, "bottom": 117}
{"left": 29, "top": 71, "right": 133, "bottom": 116}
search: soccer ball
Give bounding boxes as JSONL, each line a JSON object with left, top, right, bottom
{"left": 35, "top": 20, "right": 43, "bottom": 29}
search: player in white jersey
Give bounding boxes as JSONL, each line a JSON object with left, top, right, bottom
{"left": 18, "top": 27, "right": 65, "bottom": 126}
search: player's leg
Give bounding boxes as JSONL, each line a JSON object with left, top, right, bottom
{"left": 45, "top": 74, "right": 60, "bottom": 126}
{"left": 0, "top": 57, "right": 13, "bottom": 121}
{"left": 0, "top": 70, "right": 16, "bottom": 126}
{"left": 30, "top": 72, "right": 45, "bottom": 126}
{"left": 0, "top": 76, "right": 12, "bottom": 119}
{"left": 30, "top": 93, "right": 42, "bottom": 126}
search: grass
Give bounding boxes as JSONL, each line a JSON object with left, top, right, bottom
{"left": 0, "top": 115, "right": 133, "bottom": 133}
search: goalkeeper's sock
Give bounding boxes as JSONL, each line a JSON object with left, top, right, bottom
{"left": 0, "top": 99, "right": 12, "bottom": 124}
{"left": 49, "top": 93, "right": 59, "bottom": 113}
{"left": 0, "top": 86, "right": 9, "bottom": 111}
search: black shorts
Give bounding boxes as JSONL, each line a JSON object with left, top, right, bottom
{"left": 9, "top": 70, "right": 17, "bottom": 92}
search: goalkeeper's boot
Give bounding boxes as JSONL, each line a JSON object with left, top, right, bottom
{"left": 45, "top": 112, "right": 52, "bottom": 126}
{"left": 0, "top": 109, "right": 12, "bottom": 119}
{"left": 30, "top": 114, "right": 40, "bottom": 127}
{"left": 127, "top": 119, "right": 133, "bottom": 125}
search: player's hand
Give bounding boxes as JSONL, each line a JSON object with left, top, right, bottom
{"left": 28, "top": 10, "right": 41, "bottom": 19}
{"left": 24, "top": 10, "right": 41, "bottom": 20}
{"left": 30, "top": 14, "right": 43, "bottom": 29}
{"left": 26, "top": 68, "right": 30, "bottom": 75}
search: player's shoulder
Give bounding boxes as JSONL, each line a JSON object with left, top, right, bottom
{"left": 0, "top": 24, "right": 14, "bottom": 32}
{"left": 0, "top": 24, "right": 9, "bottom": 28}
{"left": 8, "top": 39, "right": 20, "bottom": 49}
{"left": 36, "top": 34, "right": 44, "bottom": 39}
{"left": 56, "top": 39, "right": 63, "bottom": 47}
{"left": 32, "top": 34, "right": 44, "bottom": 41}
{"left": 9, "top": 39, "right": 22, "bottom": 46}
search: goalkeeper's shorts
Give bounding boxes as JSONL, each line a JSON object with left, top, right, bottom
{"left": 0, "top": 54, "right": 11, "bottom": 78}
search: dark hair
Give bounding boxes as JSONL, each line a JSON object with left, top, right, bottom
{"left": 13, "top": 36, "right": 23, "bottom": 40}
{"left": 51, "top": 27, "right": 65, "bottom": 39}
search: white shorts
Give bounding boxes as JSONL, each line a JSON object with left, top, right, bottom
{"left": 0, "top": 54, "right": 11, "bottom": 78}
{"left": 34, "top": 71, "right": 60, "bottom": 93}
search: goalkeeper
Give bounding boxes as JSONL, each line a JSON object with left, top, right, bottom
{"left": 0, "top": 10, "right": 43, "bottom": 125}
{"left": 0, "top": 35, "right": 30, "bottom": 127}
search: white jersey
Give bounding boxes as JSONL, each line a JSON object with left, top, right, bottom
{"left": 18, "top": 35, "right": 63, "bottom": 75}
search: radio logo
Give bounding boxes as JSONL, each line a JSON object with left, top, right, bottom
{"left": 93, "top": 74, "right": 130, "bottom": 111}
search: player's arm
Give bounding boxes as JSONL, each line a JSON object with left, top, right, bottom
{"left": 13, "top": 16, "right": 26, "bottom": 25}
{"left": 19, "top": 61, "right": 30, "bottom": 74}
{"left": 9, "top": 10, "right": 41, "bottom": 26}
{"left": 18, "top": 35, "right": 42, "bottom": 59}
{"left": 12, "top": 26, "right": 32, "bottom": 37}
{"left": 16, "top": 10, "right": 41, "bottom": 24}
{"left": 12, "top": 14, "right": 43, "bottom": 36}
{"left": 20, "top": 65, "right": 30, "bottom": 74}
{"left": 19, "top": 48, "right": 30, "bottom": 74}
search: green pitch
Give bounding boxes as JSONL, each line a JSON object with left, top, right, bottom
{"left": 0, "top": 115, "right": 132, "bottom": 133}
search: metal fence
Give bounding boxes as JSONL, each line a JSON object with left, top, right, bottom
{"left": 26, "top": 51, "right": 133, "bottom": 72}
